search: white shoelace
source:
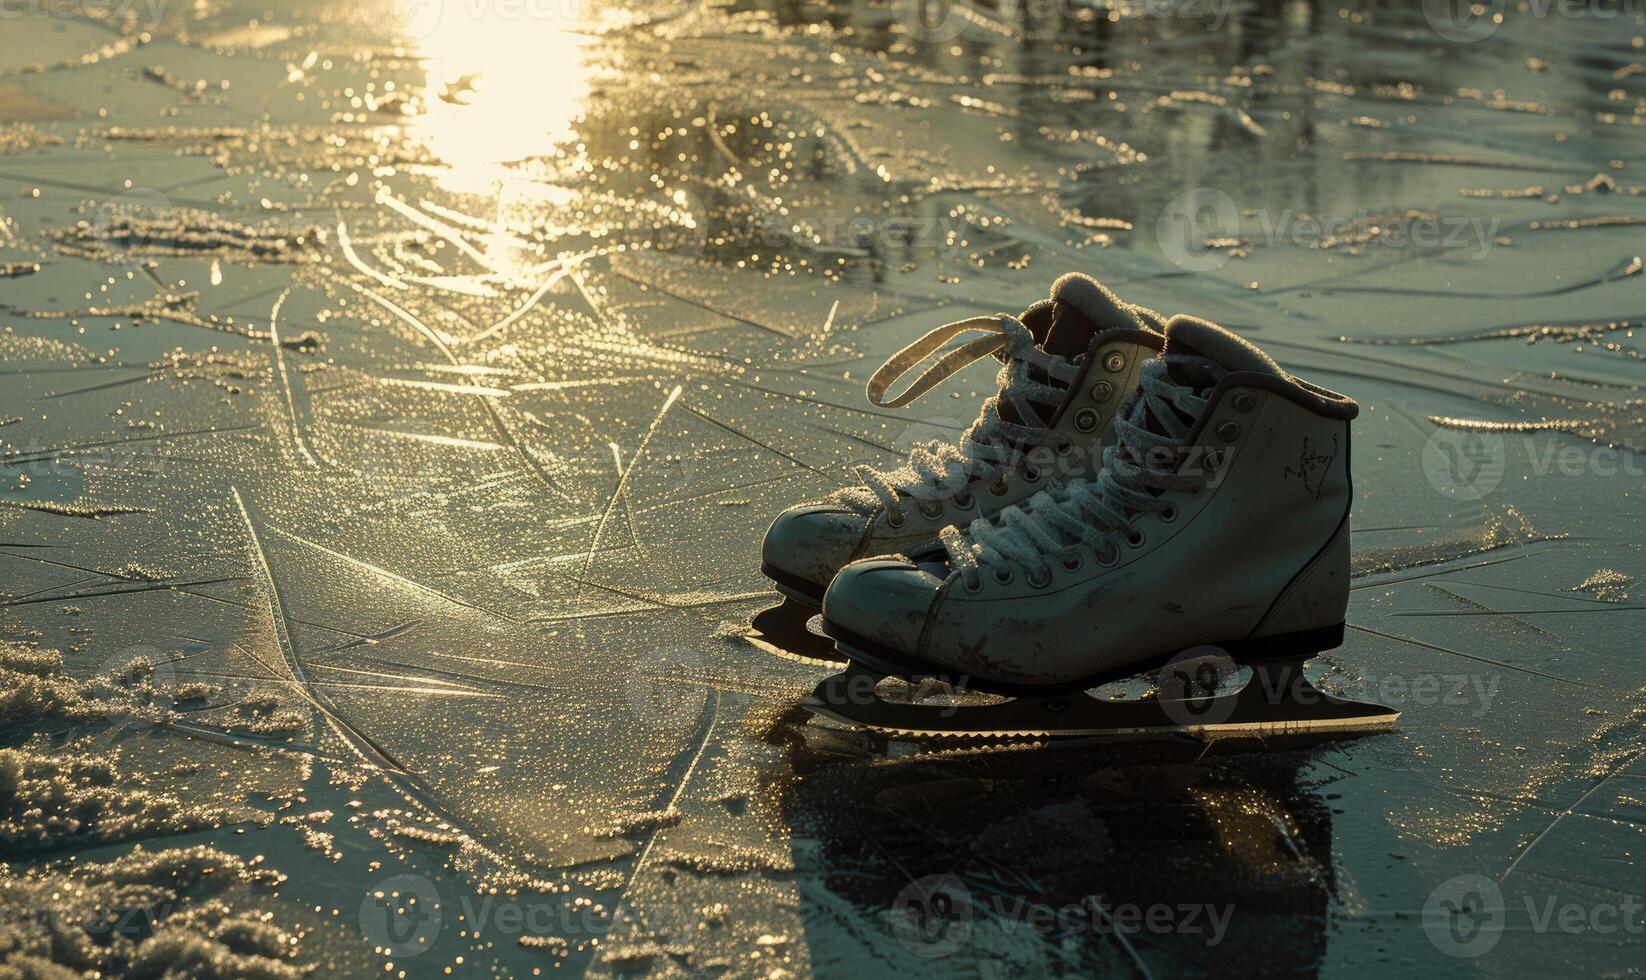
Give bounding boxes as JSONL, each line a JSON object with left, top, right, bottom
{"left": 833, "top": 313, "right": 1081, "bottom": 523}
{"left": 940, "top": 356, "right": 1220, "bottom": 588}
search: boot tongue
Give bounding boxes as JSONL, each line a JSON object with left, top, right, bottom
{"left": 1040, "top": 272, "right": 1147, "bottom": 358}
{"left": 1161, "top": 315, "right": 1284, "bottom": 384}
{"left": 1003, "top": 273, "right": 1150, "bottom": 423}
{"left": 1123, "top": 315, "right": 1283, "bottom": 439}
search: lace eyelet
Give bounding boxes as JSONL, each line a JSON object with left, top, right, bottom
{"left": 964, "top": 574, "right": 983, "bottom": 594}
{"left": 1096, "top": 543, "right": 1119, "bottom": 567}
{"left": 1126, "top": 528, "right": 1146, "bottom": 548}
{"left": 1103, "top": 351, "right": 1126, "bottom": 373}
{"left": 1022, "top": 462, "right": 1042, "bottom": 483}
{"left": 1204, "top": 450, "right": 1225, "bottom": 472}
{"left": 1217, "top": 421, "right": 1240, "bottom": 442}
{"left": 919, "top": 499, "right": 943, "bottom": 519}
{"left": 989, "top": 475, "right": 1009, "bottom": 496}
{"left": 1026, "top": 567, "right": 1050, "bottom": 589}
{"left": 886, "top": 511, "right": 906, "bottom": 529}
{"left": 954, "top": 491, "right": 974, "bottom": 509}
{"left": 1056, "top": 441, "right": 1074, "bottom": 457}
{"left": 1062, "top": 555, "right": 1083, "bottom": 573}
{"left": 1159, "top": 503, "right": 1178, "bottom": 523}
{"left": 993, "top": 567, "right": 1014, "bottom": 586}
{"left": 1089, "top": 381, "right": 1114, "bottom": 403}
{"left": 1073, "top": 407, "right": 1100, "bottom": 433}
{"left": 1232, "top": 391, "right": 1256, "bottom": 413}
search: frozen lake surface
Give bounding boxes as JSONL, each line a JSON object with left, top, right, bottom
{"left": 0, "top": 0, "right": 1643, "bottom": 976}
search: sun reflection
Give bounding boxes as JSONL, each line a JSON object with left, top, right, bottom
{"left": 403, "top": 0, "right": 593, "bottom": 196}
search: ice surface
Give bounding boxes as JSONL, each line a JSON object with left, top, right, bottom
{"left": 0, "top": 1, "right": 1643, "bottom": 977}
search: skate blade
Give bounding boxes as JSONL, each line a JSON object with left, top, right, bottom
{"left": 804, "top": 662, "right": 1400, "bottom": 742}
{"left": 743, "top": 599, "right": 842, "bottom": 666}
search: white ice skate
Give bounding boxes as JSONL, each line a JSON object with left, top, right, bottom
{"left": 808, "top": 316, "right": 1398, "bottom": 741}
{"left": 753, "top": 273, "right": 1164, "bottom": 660}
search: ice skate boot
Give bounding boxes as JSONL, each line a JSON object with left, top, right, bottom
{"left": 756, "top": 273, "right": 1164, "bottom": 660}
{"left": 810, "top": 315, "right": 1397, "bottom": 740}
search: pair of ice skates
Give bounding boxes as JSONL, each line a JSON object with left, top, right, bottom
{"left": 759, "top": 273, "right": 1398, "bottom": 742}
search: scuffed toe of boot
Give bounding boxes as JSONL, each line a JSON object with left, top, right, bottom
{"left": 761, "top": 505, "right": 867, "bottom": 604}
{"left": 821, "top": 558, "right": 944, "bottom": 660}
